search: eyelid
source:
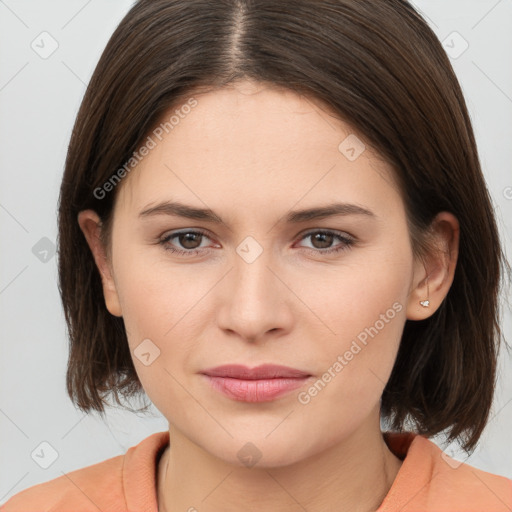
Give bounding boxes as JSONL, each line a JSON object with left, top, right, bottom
{"left": 296, "top": 227, "right": 355, "bottom": 240}
{"left": 293, "top": 228, "right": 355, "bottom": 251}
{"left": 159, "top": 227, "right": 354, "bottom": 244}
{"left": 161, "top": 228, "right": 215, "bottom": 247}
{"left": 158, "top": 227, "right": 356, "bottom": 256}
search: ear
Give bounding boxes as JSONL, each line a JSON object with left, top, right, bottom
{"left": 77, "top": 210, "right": 122, "bottom": 317}
{"left": 406, "top": 211, "right": 460, "bottom": 320}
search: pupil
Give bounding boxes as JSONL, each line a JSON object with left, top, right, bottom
{"left": 181, "top": 233, "right": 200, "bottom": 249}
{"left": 313, "top": 233, "right": 332, "bottom": 249}
{"left": 177, "top": 233, "right": 334, "bottom": 250}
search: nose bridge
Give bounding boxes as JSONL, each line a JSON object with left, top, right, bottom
{"left": 232, "top": 235, "right": 279, "bottom": 308}
{"left": 218, "top": 234, "right": 291, "bottom": 338}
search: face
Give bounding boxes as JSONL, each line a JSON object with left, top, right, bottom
{"left": 82, "top": 80, "right": 423, "bottom": 467}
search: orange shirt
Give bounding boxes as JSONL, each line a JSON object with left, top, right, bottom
{"left": 1, "top": 430, "right": 511, "bottom": 511}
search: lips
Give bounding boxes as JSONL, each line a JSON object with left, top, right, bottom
{"left": 201, "top": 364, "right": 311, "bottom": 379}
{"left": 200, "top": 364, "right": 312, "bottom": 402}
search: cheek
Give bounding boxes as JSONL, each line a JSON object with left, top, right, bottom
{"left": 115, "top": 226, "right": 411, "bottom": 388}
{"left": 303, "top": 241, "right": 412, "bottom": 342}
{"left": 299, "top": 245, "right": 412, "bottom": 403}
{"left": 112, "top": 253, "right": 203, "bottom": 417}
{"left": 114, "top": 246, "right": 203, "bottom": 339}
{"left": 293, "top": 281, "right": 408, "bottom": 436}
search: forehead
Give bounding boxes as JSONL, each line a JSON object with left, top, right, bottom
{"left": 114, "top": 82, "right": 400, "bottom": 219}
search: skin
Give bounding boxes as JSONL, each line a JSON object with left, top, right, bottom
{"left": 78, "top": 79, "right": 459, "bottom": 512}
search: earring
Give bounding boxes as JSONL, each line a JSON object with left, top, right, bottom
{"left": 420, "top": 278, "right": 430, "bottom": 307}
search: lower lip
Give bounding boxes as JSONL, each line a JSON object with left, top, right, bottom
{"left": 202, "top": 375, "right": 311, "bottom": 402}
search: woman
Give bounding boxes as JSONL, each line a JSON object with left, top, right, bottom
{"left": 2, "top": 0, "right": 511, "bottom": 511}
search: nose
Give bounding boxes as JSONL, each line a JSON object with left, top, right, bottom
{"left": 216, "top": 245, "right": 294, "bottom": 343}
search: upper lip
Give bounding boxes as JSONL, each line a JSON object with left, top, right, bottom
{"left": 201, "top": 364, "right": 311, "bottom": 380}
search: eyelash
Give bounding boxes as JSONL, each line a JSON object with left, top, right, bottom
{"left": 158, "top": 229, "right": 355, "bottom": 257}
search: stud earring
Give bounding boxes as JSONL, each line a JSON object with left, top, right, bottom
{"left": 420, "top": 278, "right": 430, "bottom": 307}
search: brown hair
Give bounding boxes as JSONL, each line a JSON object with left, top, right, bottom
{"left": 57, "top": 0, "right": 509, "bottom": 452}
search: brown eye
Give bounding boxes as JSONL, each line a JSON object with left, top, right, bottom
{"left": 177, "top": 232, "right": 203, "bottom": 249}
{"left": 298, "top": 230, "right": 355, "bottom": 255}
{"left": 159, "top": 230, "right": 212, "bottom": 256}
{"left": 310, "top": 232, "right": 335, "bottom": 249}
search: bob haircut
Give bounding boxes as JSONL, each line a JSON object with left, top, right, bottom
{"left": 57, "top": 0, "right": 508, "bottom": 452}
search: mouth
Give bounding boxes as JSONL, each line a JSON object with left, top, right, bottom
{"left": 200, "top": 364, "right": 313, "bottom": 402}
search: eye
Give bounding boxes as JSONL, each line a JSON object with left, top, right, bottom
{"left": 158, "top": 229, "right": 355, "bottom": 257}
{"left": 295, "top": 230, "right": 355, "bottom": 254}
{"left": 159, "top": 229, "right": 213, "bottom": 256}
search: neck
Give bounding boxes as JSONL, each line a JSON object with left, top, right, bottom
{"left": 157, "top": 413, "right": 402, "bottom": 512}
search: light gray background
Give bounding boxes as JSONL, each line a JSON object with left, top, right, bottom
{"left": 1, "top": 0, "right": 511, "bottom": 504}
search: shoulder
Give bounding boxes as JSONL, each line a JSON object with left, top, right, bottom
{"left": 0, "top": 453, "right": 125, "bottom": 511}
{"left": 0, "top": 431, "right": 170, "bottom": 512}
{"left": 380, "top": 432, "right": 512, "bottom": 511}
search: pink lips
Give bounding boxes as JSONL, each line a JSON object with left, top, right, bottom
{"left": 200, "top": 364, "right": 312, "bottom": 402}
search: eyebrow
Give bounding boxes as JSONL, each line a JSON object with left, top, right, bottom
{"left": 138, "top": 200, "right": 376, "bottom": 225}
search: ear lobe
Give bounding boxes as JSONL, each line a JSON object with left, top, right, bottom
{"left": 406, "top": 212, "right": 460, "bottom": 321}
{"left": 77, "top": 210, "right": 123, "bottom": 317}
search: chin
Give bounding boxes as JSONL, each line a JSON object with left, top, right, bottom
{"left": 201, "top": 432, "right": 321, "bottom": 469}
